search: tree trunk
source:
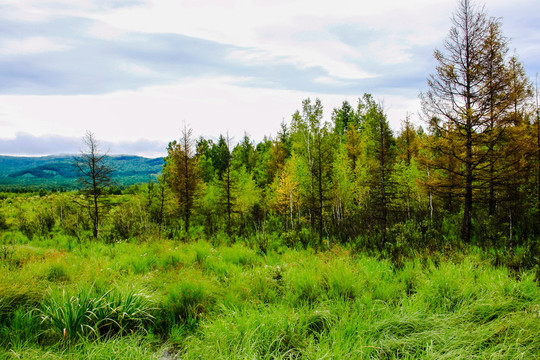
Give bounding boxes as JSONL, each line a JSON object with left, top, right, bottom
{"left": 93, "top": 192, "right": 99, "bottom": 238}
{"left": 379, "top": 117, "right": 388, "bottom": 249}
{"left": 317, "top": 136, "right": 323, "bottom": 246}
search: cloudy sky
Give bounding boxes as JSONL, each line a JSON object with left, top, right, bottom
{"left": 0, "top": 0, "right": 539, "bottom": 157}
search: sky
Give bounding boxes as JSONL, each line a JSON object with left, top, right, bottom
{"left": 0, "top": 0, "right": 539, "bottom": 157}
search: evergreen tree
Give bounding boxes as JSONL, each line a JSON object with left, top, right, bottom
{"left": 358, "top": 94, "right": 395, "bottom": 248}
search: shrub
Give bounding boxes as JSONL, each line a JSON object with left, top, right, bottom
{"left": 0, "top": 212, "right": 8, "bottom": 230}
{"left": 17, "top": 212, "right": 38, "bottom": 240}
{"left": 37, "top": 208, "right": 55, "bottom": 236}
{"left": 110, "top": 203, "right": 142, "bottom": 240}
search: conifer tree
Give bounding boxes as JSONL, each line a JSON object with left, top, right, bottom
{"left": 358, "top": 95, "right": 395, "bottom": 248}
{"left": 164, "top": 125, "right": 200, "bottom": 235}
{"left": 291, "top": 98, "right": 334, "bottom": 245}
{"left": 420, "top": 0, "right": 521, "bottom": 241}
{"left": 73, "top": 131, "right": 113, "bottom": 239}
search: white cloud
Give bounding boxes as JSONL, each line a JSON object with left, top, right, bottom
{"left": 0, "top": 36, "right": 71, "bottom": 55}
{"left": 119, "top": 63, "right": 159, "bottom": 77}
{"left": 89, "top": 0, "right": 452, "bottom": 80}
{"left": 1, "top": 0, "right": 539, "bottom": 156}
{"left": 0, "top": 75, "right": 419, "bottom": 156}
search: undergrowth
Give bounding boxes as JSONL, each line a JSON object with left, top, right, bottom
{"left": 1, "top": 236, "right": 539, "bottom": 359}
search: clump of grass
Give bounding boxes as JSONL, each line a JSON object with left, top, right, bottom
{"left": 5, "top": 334, "right": 160, "bottom": 360}
{"left": 44, "top": 262, "right": 71, "bottom": 283}
{"left": 0, "top": 276, "right": 44, "bottom": 326}
{"left": 0, "top": 308, "right": 41, "bottom": 349}
{"left": 182, "top": 305, "right": 308, "bottom": 359}
{"left": 323, "top": 259, "right": 357, "bottom": 300}
{"left": 157, "top": 280, "right": 215, "bottom": 332}
{"left": 248, "top": 265, "right": 285, "bottom": 304}
{"left": 38, "top": 286, "right": 155, "bottom": 344}
{"left": 193, "top": 240, "right": 212, "bottom": 267}
{"left": 301, "top": 308, "right": 336, "bottom": 340}
{"left": 286, "top": 266, "right": 323, "bottom": 306}
{"left": 220, "top": 243, "right": 258, "bottom": 267}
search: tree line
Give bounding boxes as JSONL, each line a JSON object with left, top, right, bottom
{"left": 31, "top": 0, "right": 533, "bottom": 266}
{"left": 155, "top": 0, "right": 540, "bottom": 255}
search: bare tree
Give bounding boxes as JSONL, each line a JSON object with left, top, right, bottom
{"left": 73, "top": 131, "right": 113, "bottom": 239}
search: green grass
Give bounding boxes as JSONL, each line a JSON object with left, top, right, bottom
{"left": 1, "top": 235, "right": 539, "bottom": 359}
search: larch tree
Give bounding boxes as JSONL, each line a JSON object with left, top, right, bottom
{"left": 164, "top": 125, "right": 200, "bottom": 236}
{"left": 291, "top": 98, "right": 334, "bottom": 245}
{"left": 395, "top": 115, "right": 422, "bottom": 220}
{"left": 358, "top": 94, "right": 395, "bottom": 249}
{"left": 220, "top": 133, "right": 235, "bottom": 235}
{"left": 536, "top": 75, "right": 540, "bottom": 227}
{"left": 332, "top": 100, "right": 358, "bottom": 139}
{"left": 73, "top": 131, "right": 113, "bottom": 239}
{"left": 420, "top": 0, "right": 513, "bottom": 242}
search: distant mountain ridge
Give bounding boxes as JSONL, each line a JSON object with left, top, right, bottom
{"left": 0, "top": 154, "right": 163, "bottom": 190}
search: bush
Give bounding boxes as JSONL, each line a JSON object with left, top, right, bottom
{"left": 17, "top": 212, "right": 38, "bottom": 240}
{"left": 110, "top": 203, "right": 142, "bottom": 240}
{"left": 37, "top": 208, "right": 55, "bottom": 236}
{"left": 0, "top": 212, "right": 8, "bottom": 230}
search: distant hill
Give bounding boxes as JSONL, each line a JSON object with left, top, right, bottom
{"left": 0, "top": 155, "right": 163, "bottom": 190}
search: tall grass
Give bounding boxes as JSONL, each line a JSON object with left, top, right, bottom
{"left": 38, "top": 287, "right": 155, "bottom": 344}
{"left": 2, "top": 238, "right": 540, "bottom": 359}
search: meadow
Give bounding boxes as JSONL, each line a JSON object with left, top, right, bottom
{"left": 3, "top": 1, "right": 540, "bottom": 357}
{"left": 1, "top": 219, "right": 539, "bottom": 359}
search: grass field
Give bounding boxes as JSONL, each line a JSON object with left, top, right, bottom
{"left": 1, "top": 233, "right": 539, "bottom": 359}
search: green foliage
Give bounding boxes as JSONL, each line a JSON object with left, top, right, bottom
{"left": 17, "top": 210, "right": 39, "bottom": 240}
{"left": 0, "top": 211, "right": 8, "bottom": 230}
{"left": 0, "top": 155, "right": 163, "bottom": 191}
{"left": 110, "top": 203, "right": 143, "bottom": 240}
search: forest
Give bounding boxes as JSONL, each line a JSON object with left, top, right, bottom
{"left": 1, "top": 0, "right": 540, "bottom": 359}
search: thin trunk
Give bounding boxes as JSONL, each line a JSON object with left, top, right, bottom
{"left": 509, "top": 209, "right": 513, "bottom": 259}
{"left": 93, "top": 192, "right": 99, "bottom": 238}
{"left": 536, "top": 74, "right": 540, "bottom": 227}
{"left": 159, "top": 185, "right": 165, "bottom": 238}
{"left": 489, "top": 164, "right": 495, "bottom": 216}
{"left": 317, "top": 136, "right": 323, "bottom": 245}
{"left": 463, "top": 148, "right": 473, "bottom": 242}
{"left": 184, "top": 150, "right": 190, "bottom": 235}
{"left": 227, "top": 162, "right": 231, "bottom": 235}
{"left": 428, "top": 167, "right": 433, "bottom": 221}
{"left": 379, "top": 118, "right": 387, "bottom": 249}
{"left": 462, "top": 8, "right": 473, "bottom": 243}
{"left": 92, "top": 153, "right": 99, "bottom": 239}
{"left": 289, "top": 188, "right": 294, "bottom": 229}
